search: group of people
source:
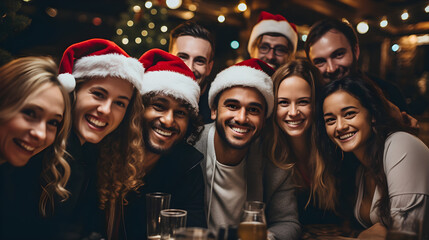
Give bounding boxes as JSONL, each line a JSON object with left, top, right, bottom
{"left": 0, "top": 10, "right": 428, "bottom": 240}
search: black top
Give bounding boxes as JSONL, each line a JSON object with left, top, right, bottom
{"left": 120, "top": 141, "right": 206, "bottom": 240}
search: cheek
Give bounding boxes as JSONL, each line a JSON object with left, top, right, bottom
{"left": 45, "top": 129, "right": 57, "bottom": 147}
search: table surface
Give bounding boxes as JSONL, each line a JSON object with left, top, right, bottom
{"left": 300, "top": 224, "right": 361, "bottom": 240}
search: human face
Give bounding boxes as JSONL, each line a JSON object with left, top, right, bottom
{"left": 251, "top": 35, "right": 290, "bottom": 70}
{"left": 0, "top": 84, "right": 64, "bottom": 167}
{"left": 142, "top": 95, "right": 189, "bottom": 154}
{"left": 73, "top": 77, "right": 133, "bottom": 144}
{"left": 212, "top": 87, "right": 266, "bottom": 150}
{"left": 171, "top": 35, "right": 214, "bottom": 94}
{"left": 323, "top": 90, "right": 372, "bottom": 161}
{"left": 276, "top": 76, "right": 312, "bottom": 139}
{"left": 308, "top": 30, "right": 359, "bottom": 83}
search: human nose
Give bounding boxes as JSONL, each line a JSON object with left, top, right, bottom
{"left": 160, "top": 109, "right": 174, "bottom": 127}
{"left": 97, "top": 100, "right": 112, "bottom": 115}
{"left": 183, "top": 59, "right": 194, "bottom": 71}
{"left": 30, "top": 122, "right": 47, "bottom": 141}
{"left": 289, "top": 104, "right": 298, "bottom": 117}
{"left": 265, "top": 48, "right": 275, "bottom": 59}
{"left": 326, "top": 59, "right": 337, "bottom": 73}
{"left": 235, "top": 107, "right": 248, "bottom": 123}
{"left": 336, "top": 118, "right": 348, "bottom": 132}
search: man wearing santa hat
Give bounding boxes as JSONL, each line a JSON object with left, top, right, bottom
{"left": 194, "top": 58, "right": 301, "bottom": 239}
{"left": 248, "top": 11, "right": 298, "bottom": 70}
{"left": 118, "top": 49, "right": 206, "bottom": 239}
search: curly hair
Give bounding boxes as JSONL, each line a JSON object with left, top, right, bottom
{"left": 315, "top": 75, "right": 409, "bottom": 226}
{"left": 0, "top": 56, "right": 72, "bottom": 217}
{"left": 97, "top": 88, "right": 145, "bottom": 210}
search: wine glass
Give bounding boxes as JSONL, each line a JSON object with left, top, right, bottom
{"left": 237, "top": 201, "right": 267, "bottom": 240}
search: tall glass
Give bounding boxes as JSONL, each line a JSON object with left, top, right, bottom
{"left": 386, "top": 217, "right": 422, "bottom": 240}
{"left": 146, "top": 192, "right": 171, "bottom": 240}
{"left": 237, "top": 201, "right": 267, "bottom": 240}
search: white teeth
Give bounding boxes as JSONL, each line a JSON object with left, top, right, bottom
{"left": 87, "top": 116, "right": 107, "bottom": 127}
{"left": 154, "top": 128, "right": 173, "bottom": 137}
{"left": 286, "top": 120, "right": 303, "bottom": 125}
{"left": 339, "top": 132, "right": 355, "bottom": 140}
{"left": 231, "top": 127, "right": 249, "bottom": 133}
{"left": 18, "top": 141, "right": 35, "bottom": 151}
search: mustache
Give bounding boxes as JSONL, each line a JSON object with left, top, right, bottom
{"left": 152, "top": 121, "right": 179, "bottom": 134}
{"left": 193, "top": 70, "right": 202, "bottom": 80}
{"left": 226, "top": 119, "right": 255, "bottom": 130}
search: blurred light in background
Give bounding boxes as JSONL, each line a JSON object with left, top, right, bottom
{"left": 46, "top": 8, "right": 57, "bottom": 17}
{"left": 425, "top": 4, "right": 429, "bottom": 13}
{"left": 92, "top": 17, "right": 102, "bottom": 26}
{"left": 160, "top": 38, "right": 167, "bottom": 45}
{"left": 166, "top": 0, "right": 182, "bottom": 9}
{"left": 148, "top": 22, "right": 155, "bottom": 29}
{"left": 145, "top": 1, "right": 153, "bottom": 9}
{"left": 391, "top": 44, "right": 400, "bottom": 52}
{"left": 356, "top": 21, "right": 369, "bottom": 34}
{"left": 380, "top": 18, "right": 388, "bottom": 28}
{"left": 133, "top": 5, "right": 141, "bottom": 13}
{"left": 237, "top": 3, "right": 247, "bottom": 12}
{"left": 116, "top": 28, "right": 123, "bottom": 35}
{"left": 188, "top": 4, "right": 197, "bottom": 11}
{"left": 127, "top": 20, "right": 134, "bottom": 27}
{"left": 218, "top": 15, "right": 225, "bottom": 23}
{"left": 230, "top": 40, "right": 239, "bottom": 49}
{"left": 122, "top": 37, "right": 129, "bottom": 45}
{"left": 401, "top": 10, "right": 409, "bottom": 20}
{"left": 161, "top": 25, "right": 168, "bottom": 32}
{"left": 141, "top": 30, "right": 148, "bottom": 36}
{"left": 301, "top": 34, "right": 307, "bottom": 42}
{"left": 135, "top": 37, "right": 142, "bottom": 44}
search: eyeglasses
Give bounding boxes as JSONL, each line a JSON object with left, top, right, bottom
{"left": 258, "top": 44, "right": 288, "bottom": 56}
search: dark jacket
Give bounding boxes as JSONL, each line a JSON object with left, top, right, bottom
{"left": 121, "top": 141, "right": 206, "bottom": 240}
{"left": 0, "top": 131, "right": 99, "bottom": 240}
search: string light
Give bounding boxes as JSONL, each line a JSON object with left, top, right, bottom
{"left": 133, "top": 5, "right": 141, "bottom": 13}
{"left": 145, "top": 1, "right": 152, "bottom": 9}
{"left": 116, "top": 29, "right": 123, "bottom": 35}
{"left": 401, "top": 10, "right": 409, "bottom": 20}
{"left": 230, "top": 40, "right": 239, "bottom": 49}
{"left": 160, "top": 26, "right": 168, "bottom": 32}
{"left": 237, "top": 2, "right": 247, "bottom": 12}
{"left": 127, "top": 20, "right": 134, "bottom": 27}
{"left": 425, "top": 4, "right": 429, "bottom": 13}
{"left": 391, "top": 44, "right": 400, "bottom": 52}
{"left": 188, "top": 4, "right": 197, "bottom": 11}
{"left": 135, "top": 37, "right": 142, "bottom": 44}
{"left": 166, "top": 0, "right": 182, "bottom": 9}
{"left": 301, "top": 34, "right": 307, "bottom": 42}
{"left": 160, "top": 39, "right": 167, "bottom": 45}
{"left": 218, "top": 15, "right": 225, "bottom": 23}
{"left": 122, "top": 37, "right": 129, "bottom": 45}
{"left": 356, "top": 21, "right": 369, "bottom": 34}
{"left": 380, "top": 17, "right": 388, "bottom": 28}
{"left": 141, "top": 30, "right": 148, "bottom": 36}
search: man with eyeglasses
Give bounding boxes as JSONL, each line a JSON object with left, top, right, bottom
{"left": 248, "top": 11, "right": 298, "bottom": 69}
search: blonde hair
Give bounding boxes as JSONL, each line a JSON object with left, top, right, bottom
{"left": 97, "top": 88, "right": 145, "bottom": 210}
{"left": 261, "top": 59, "right": 337, "bottom": 210}
{"left": 0, "top": 56, "right": 72, "bottom": 216}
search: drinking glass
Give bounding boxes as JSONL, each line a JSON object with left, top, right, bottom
{"left": 160, "top": 209, "right": 187, "bottom": 240}
{"left": 237, "top": 201, "right": 267, "bottom": 240}
{"left": 146, "top": 192, "right": 171, "bottom": 240}
{"left": 174, "top": 227, "right": 215, "bottom": 240}
{"left": 386, "top": 217, "right": 422, "bottom": 240}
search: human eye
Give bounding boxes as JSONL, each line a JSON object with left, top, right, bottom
{"left": 21, "top": 108, "right": 37, "bottom": 119}
{"left": 225, "top": 103, "right": 239, "bottom": 110}
{"left": 277, "top": 99, "right": 289, "bottom": 106}
{"left": 47, "top": 119, "right": 61, "bottom": 128}
{"left": 312, "top": 58, "right": 325, "bottom": 67}
{"left": 248, "top": 107, "right": 261, "bottom": 115}
{"left": 274, "top": 46, "right": 287, "bottom": 55}
{"left": 175, "top": 109, "right": 189, "bottom": 118}
{"left": 194, "top": 57, "right": 207, "bottom": 66}
{"left": 298, "top": 99, "right": 310, "bottom": 106}
{"left": 177, "top": 53, "right": 189, "bottom": 60}
{"left": 332, "top": 50, "right": 346, "bottom": 59}
{"left": 151, "top": 102, "right": 166, "bottom": 111}
{"left": 344, "top": 111, "right": 357, "bottom": 119}
{"left": 91, "top": 90, "right": 105, "bottom": 99}
{"left": 114, "top": 100, "right": 127, "bottom": 108}
{"left": 324, "top": 117, "right": 336, "bottom": 125}
{"left": 259, "top": 44, "right": 270, "bottom": 52}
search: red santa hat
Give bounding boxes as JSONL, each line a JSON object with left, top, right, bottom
{"left": 248, "top": 11, "right": 298, "bottom": 55}
{"left": 58, "top": 38, "right": 145, "bottom": 93}
{"left": 208, "top": 58, "right": 275, "bottom": 117}
{"left": 139, "top": 49, "right": 200, "bottom": 112}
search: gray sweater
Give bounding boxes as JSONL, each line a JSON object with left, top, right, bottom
{"left": 194, "top": 123, "right": 301, "bottom": 240}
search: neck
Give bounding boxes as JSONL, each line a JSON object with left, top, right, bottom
{"left": 213, "top": 131, "right": 248, "bottom": 166}
{"left": 289, "top": 133, "right": 310, "bottom": 164}
{"left": 353, "top": 148, "right": 370, "bottom": 168}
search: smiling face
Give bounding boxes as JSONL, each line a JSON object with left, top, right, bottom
{"left": 276, "top": 76, "right": 312, "bottom": 139}
{"left": 308, "top": 30, "right": 358, "bottom": 83}
{"left": 73, "top": 77, "right": 134, "bottom": 144}
{"left": 0, "top": 83, "right": 64, "bottom": 166}
{"left": 211, "top": 87, "right": 266, "bottom": 150}
{"left": 170, "top": 35, "right": 213, "bottom": 93}
{"left": 250, "top": 35, "right": 290, "bottom": 70}
{"left": 323, "top": 90, "right": 372, "bottom": 160}
{"left": 142, "top": 94, "right": 190, "bottom": 155}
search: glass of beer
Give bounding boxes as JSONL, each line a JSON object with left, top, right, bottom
{"left": 237, "top": 201, "right": 267, "bottom": 240}
{"left": 386, "top": 217, "right": 422, "bottom": 240}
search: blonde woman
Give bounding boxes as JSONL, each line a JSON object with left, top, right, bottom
{"left": 0, "top": 56, "right": 72, "bottom": 238}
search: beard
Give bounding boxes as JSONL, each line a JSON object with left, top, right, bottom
{"left": 142, "top": 120, "right": 181, "bottom": 155}
{"left": 215, "top": 117, "right": 259, "bottom": 150}
{"left": 323, "top": 58, "right": 359, "bottom": 82}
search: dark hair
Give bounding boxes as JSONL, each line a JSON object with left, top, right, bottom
{"left": 169, "top": 21, "right": 215, "bottom": 61}
{"left": 305, "top": 19, "right": 358, "bottom": 60}
{"left": 142, "top": 92, "right": 203, "bottom": 145}
{"left": 315, "top": 75, "right": 409, "bottom": 227}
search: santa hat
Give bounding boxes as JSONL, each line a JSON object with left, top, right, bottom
{"left": 58, "top": 38, "right": 145, "bottom": 93}
{"left": 139, "top": 49, "right": 200, "bottom": 112}
{"left": 208, "top": 58, "right": 275, "bottom": 117}
{"left": 248, "top": 11, "right": 298, "bottom": 55}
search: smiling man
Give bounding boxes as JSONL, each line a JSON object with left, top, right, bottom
{"left": 248, "top": 11, "right": 298, "bottom": 70}
{"left": 194, "top": 58, "right": 301, "bottom": 240}
{"left": 119, "top": 49, "right": 206, "bottom": 239}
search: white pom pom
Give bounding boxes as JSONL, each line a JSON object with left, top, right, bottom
{"left": 58, "top": 73, "right": 76, "bottom": 92}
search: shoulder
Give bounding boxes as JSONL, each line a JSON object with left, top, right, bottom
{"left": 165, "top": 141, "right": 204, "bottom": 171}
{"left": 193, "top": 123, "right": 214, "bottom": 155}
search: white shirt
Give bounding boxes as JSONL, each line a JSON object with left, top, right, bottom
{"left": 205, "top": 124, "right": 247, "bottom": 232}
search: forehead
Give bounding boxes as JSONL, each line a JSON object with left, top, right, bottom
{"left": 260, "top": 35, "right": 288, "bottom": 47}
{"left": 278, "top": 76, "right": 311, "bottom": 96}
{"left": 219, "top": 87, "right": 265, "bottom": 106}
{"left": 150, "top": 94, "right": 188, "bottom": 108}
{"left": 28, "top": 83, "right": 65, "bottom": 115}
{"left": 323, "top": 90, "right": 361, "bottom": 111}
{"left": 309, "top": 30, "right": 352, "bottom": 58}
{"left": 172, "top": 35, "right": 212, "bottom": 57}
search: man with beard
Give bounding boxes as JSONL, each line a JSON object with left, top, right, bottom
{"left": 169, "top": 21, "right": 215, "bottom": 123}
{"left": 305, "top": 19, "right": 414, "bottom": 117}
{"left": 248, "top": 11, "right": 298, "bottom": 70}
{"left": 194, "top": 58, "right": 301, "bottom": 240}
{"left": 119, "top": 49, "right": 206, "bottom": 239}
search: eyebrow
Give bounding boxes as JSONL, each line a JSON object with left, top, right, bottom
{"left": 323, "top": 106, "right": 357, "bottom": 117}
{"left": 224, "top": 98, "right": 264, "bottom": 109}
{"left": 94, "top": 86, "right": 131, "bottom": 101}
{"left": 26, "top": 104, "right": 63, "bottom": 119}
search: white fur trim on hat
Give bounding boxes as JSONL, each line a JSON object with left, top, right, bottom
{"left": 141, "top": 70, "right": 200, "bottom": 112}
{"left": 208, "top": 65, "right": 274, "bottom": 117}
{"left": 57, "top": 73, "right": 76, "bottom": 92}
{"left": 73, "top": 53, "right": 145, "bottom": 94}
{"left": 248, "top": 19, "right": 298, "bottom": 55}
